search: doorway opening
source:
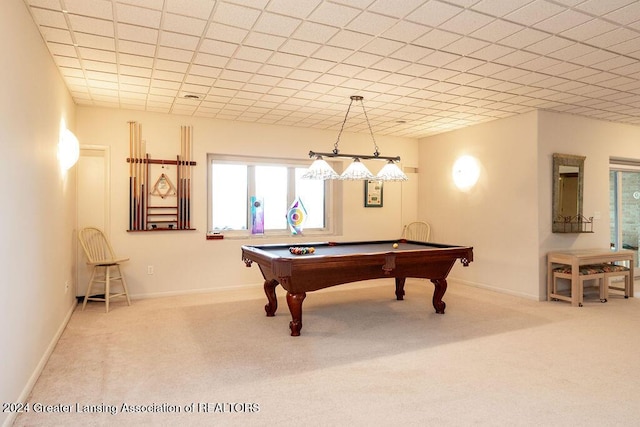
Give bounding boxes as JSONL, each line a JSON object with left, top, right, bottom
{"left": 609, "top": 158, "right": 640, "bottom": 272}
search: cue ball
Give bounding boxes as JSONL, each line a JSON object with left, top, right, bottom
{"left": 393, "top": 243, "right": 399, "bottom": 249}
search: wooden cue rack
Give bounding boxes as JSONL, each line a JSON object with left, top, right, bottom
{"left": 126, "top": 122, "right": 196, "bottom": 232}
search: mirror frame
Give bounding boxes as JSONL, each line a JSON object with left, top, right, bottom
{"left": 552, "top": 153, "right": 585, "bottom": 233}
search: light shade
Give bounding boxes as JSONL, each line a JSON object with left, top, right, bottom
{"left": 340, "top": 158, "right": 374, "bottom": 180}
{"left": 58, "top": 129, "right": 80, "bottom": 170}
{"left": 376, "top": 160, "right": 408, "bottom": 181}
{"left": 452, "top": 155, "right": 480, "bottom": 190}
{"left": 301, "top": 156, "right": 340, "bottom": 180}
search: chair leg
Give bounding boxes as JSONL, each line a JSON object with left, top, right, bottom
{"left": 599, "top": 277, "right": 607, "bottom": 302}
{"left": 82, "top": 267, "right": 97, "bottom": 311}
{"left": 105, "top": 265, "right": 111, "bottom": 313}
{"left": 117, "top": 265, "right": 132, "bottom": 306}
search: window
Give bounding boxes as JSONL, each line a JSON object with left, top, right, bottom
{"left": 208, "top": 154, "right": 336, "bottom": 236}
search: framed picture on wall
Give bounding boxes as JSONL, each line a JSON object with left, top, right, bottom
{"left": 364, "top": 180, "right": 383, "bottom": 207}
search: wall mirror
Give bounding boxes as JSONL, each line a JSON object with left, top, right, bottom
{"left": 552, "top": 153, "right": 589, "bottom": 233}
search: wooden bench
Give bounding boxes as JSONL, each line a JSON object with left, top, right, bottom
{"left": 598, "top": 263, "right": 631, "bottom": 299}
{"left": 551, "top": 265, "right": 607, "bottom": 307}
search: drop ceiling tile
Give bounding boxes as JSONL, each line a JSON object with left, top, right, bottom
{"left": 308, "top": 2, "right": 360, "bottom": 27}
{"left": 118, "top": 40, "right": 156, "bottom": 56}
{"left": 571, "top": 49, "right": 618, "bottom": 67}
{"left": 407, "top": 1, "right": 463, "bottom": 27}
{"left": 442, "top": 37, "right": 490, "bottom": 56}
{"left": 77, "top": 47, "right": 117, "bottom": 62}
{"left": 327, "top": 30, "right": 373, "bottom": 50}
{"left": 75, "top": 33, "right": 115, "bottom": 51}
{"left": 561, "top": 19, "right": 619, "bottom": 42}
{"left": 159, "top": 31, "right": 200, "bottom": 50}
{"left": 471, "top": 0, "right": 536, "bottom": 17}
{"left": 545, "top": 42, "right": 596, "bottom": 60}
{"left": 255, "top": 12, "right": 302, "bottom": 38}
{"left": 419, "top": 50, "right": 460, "bottom": 68}
{"left": 165, "top": 0, "right": 216, "bottom": 18}
{"left": 446, "top": 57, "right": 486, "bottom": 72}
{"left": 198, "top": 39, "right": 238, "bottom": 57}
{"left": 155, "top": 59, "right": 189, "bottom": 72}
{"left": 604, "top": 2, "right": 640, "bottom": 25}
{"left": 119, "top": 75, "right": 151, "bottom": 86}
{"left": 413, "top": 29, "right": 461, "bottom": 50}
{"left": 525, "top": 36, "right": 575, "bottom": 56}
{"left": 469, "top": 44, "right": 516, "bottom": 61}
{"left": 313, "top": 45, "right": 353, "bottom": 62}
{"left": 265, "top": 0, "right": 322, "bottom": 18}
{"left": 82, "top": 60, "right": 118, "bottom": 74}
{"left": 116, "top": 23, "right": 158, "bottom": 44}
{"left": 69, "top": 15, "right": 115, "bottom": 37}
{"left": 533, "top": 9, "right": 592, "bottom": 33}
{"left": 492, "top": 49, "right": 539, "bottom": 67}
{"left": 29, "top": 7, "right": 67, "bottom": 28}
{"left": 189, "top": 64, "right": 222, "bottom": 78}
{"left": 505, "top": 1, "right": 565, "bottom": 26}
{"left": 118, "top": 52, "right": 154, "bottom": 68}
{"left": 498, "top": 27, "right": 549, "bottom": 49}
{"left": 439, "top": 10, "right": 494, "bottom": 35}
{"left": 588, "top": 28, "right": 640, "bottom": 49}
{"left": 116, "top": 3, "right": 162, "bottom": 28}
{"left": 293, "top": 21, "right": 340, "bottom": 44}
{"left": 346, "top": 11, "right": 398, "bottom": 36}
{"left": 213, "top": 2, "right": 261, "bottom": 29}
{"left": 390, "top": 44, "right": 433, "bottom": 62}
{"left": 38, "top": 27, "right": 73, "bottom": 44}
{"left": 267, "top": 52, "right": 306, "bottom": 68}
{"left": 383, "top": 21, "right": 430, "bottom": 43}
{"left": 344, "top": 51, "right": 385, "bottom": 68}
{"left": 46, "top": 42, "right": 77, "bottom": 57}
{"left": 576, "top": 0, "right": 638, "bottom": 15}
{"left": 156, "top": 46, "right": 194, "bottom": 62}
{"left": 280, "top": 38, "right": 319, "bottom": 57}
{"left": 153, "top": 69, "right": 185, "bottom": 82}
{"left": 471, "top": 19, "right": 524, "bottom": 43}
{"left": 163, "top": 14, "right": 207, "bottom": 37}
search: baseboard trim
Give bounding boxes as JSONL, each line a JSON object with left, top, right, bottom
{"left": 3, "top": 300, "right": 77, "bottom": 427}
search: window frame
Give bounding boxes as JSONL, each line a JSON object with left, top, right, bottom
{"left": 207, "top": 153, "right": 339, "bottom": 238}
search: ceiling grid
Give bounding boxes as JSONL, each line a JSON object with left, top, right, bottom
{"left": 21, "top": 0, "right": 640, "bottom": 137}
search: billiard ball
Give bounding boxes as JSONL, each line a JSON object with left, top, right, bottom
{"left": 393, "top": 243, "right": 399, "bottom": 249}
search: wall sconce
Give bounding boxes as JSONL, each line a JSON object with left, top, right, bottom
{"left": 303, "top": 95, "right": 408, "bottom": 181}
{"left": 58, "top": 128, "right": 80, "bottom": 170}
{"left": 452, "top": 155, "right": 480, "bottom": 191}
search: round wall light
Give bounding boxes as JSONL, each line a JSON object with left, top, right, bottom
{"left": 452, "top": 155, "right": 480, "bottom": 191}
{"left": 58, "top": 128, "right": 80, "bottom": 170}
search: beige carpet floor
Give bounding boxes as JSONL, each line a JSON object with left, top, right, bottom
{"left": 13, "top": 279, "right": 640, "bottom": 426}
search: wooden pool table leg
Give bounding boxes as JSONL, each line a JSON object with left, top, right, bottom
{"left": 286, "top": 292, "right": 306, "bottom": 337}
{"left": 431, "top": 278, "right": 447, "bottom": 314}
{"left": 264, "top": 279, "right": 279, "bottom": 317}
{"left": 395, "top": 277, "right": 406, "bottom": 300}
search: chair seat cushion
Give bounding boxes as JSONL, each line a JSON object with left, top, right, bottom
{"left": 553, "top": 265, "right": 605, "bottom": 275}
{"left": 596, "top": 264, "right": 630, "bottom": 273}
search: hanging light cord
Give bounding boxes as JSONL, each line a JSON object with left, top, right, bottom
{"left": 358, "top": 97, "right": 380, "bottom": 157}
{"left": 332, "top": 95, "right": 380, "bottom": 157}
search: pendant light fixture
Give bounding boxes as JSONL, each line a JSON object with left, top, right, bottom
{"left": 302, "top": 95, "right": 408, "bottom": 181}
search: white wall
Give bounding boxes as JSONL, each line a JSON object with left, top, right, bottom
{"left": 537, "top": 110, "right": 640, "bottom": 298}
{"left": 418, "top": 112, "right": 541, "bottom": 299}
{"left": 0, "top": 1, "right": 78, "bottom": 425}
{"left": 75, "top": 106, "right": 419, "bottom": 298}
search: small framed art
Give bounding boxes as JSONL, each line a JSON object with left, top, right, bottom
{"left": 364, "top": 180, "right": 383, "bottom": 207}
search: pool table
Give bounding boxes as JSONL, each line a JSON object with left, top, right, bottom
{"left": 241, "top": 240, "right": 473, "bottom": 336}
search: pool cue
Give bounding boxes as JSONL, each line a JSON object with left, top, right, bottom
{"left": 128, "top": 122, "right": 134, "bottom": 231}
{"left": 184, "top": 126, "right": 191, "bottom": 229}
{"left": 135, "top": 123, "right": 142, "bottom": 230}
{"left": 187, "top": 126, "right": 193, "bottom": 229}
{"left": 178, "top": 127, "right": 184, "bottom": 229}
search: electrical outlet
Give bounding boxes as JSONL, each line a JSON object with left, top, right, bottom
{"left": 147, "top": 265, "right": 154, "bottom": 275}
{"left": 65, "top": 281, "right": 70, "bottom": 293}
